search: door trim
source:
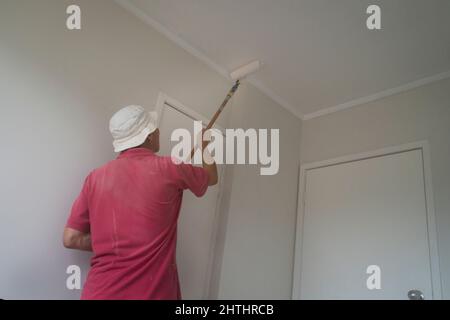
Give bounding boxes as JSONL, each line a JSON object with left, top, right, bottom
{"left": 292, "top": 141, "right": 442, "bottom": 300}
{"left": 156, "top": 92, "right": 225, "bottom": 132}
{"left": 155, "top": 92, "right": 225, "bottom": 299}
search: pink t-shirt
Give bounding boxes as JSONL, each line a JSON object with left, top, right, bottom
{"left": 66, "top": 148, "right": 209, "bottom": 300}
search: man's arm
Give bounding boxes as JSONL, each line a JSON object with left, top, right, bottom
{"left": 201, "top": 131, "right": 218, "bottom": 186}
{"left": 203, "top": 157, "right": 217, "bottom": 186}
{"left": 63, "top": 227, "right": 92, "bottom": 251}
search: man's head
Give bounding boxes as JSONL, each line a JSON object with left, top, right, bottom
{"left": 109, "top": 105, "right": 160, "bottom": 153}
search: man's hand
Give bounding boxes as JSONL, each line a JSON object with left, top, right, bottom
{"left": 63, "top": 227, "right": 92, "bottom": 251}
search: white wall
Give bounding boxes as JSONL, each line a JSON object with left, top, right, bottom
{"left": 0, "top": 0, "right": 301, "bottom": 299}
{"left": 214, "top": 83, "right": 302, "bottom": 299}
{"left": 301, "top": 78, "right": 450, "bottom": 299}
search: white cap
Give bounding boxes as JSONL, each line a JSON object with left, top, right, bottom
{"left": 109, "top": 105, "right": 158, "bottom": 153}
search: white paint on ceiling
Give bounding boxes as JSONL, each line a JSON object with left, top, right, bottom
{"left": 117, "top": 0, "right": 450, "bottom": 119}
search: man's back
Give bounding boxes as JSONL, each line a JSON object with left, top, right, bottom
{"left": 66, "top": 148, "right": 209, "bottom": 299}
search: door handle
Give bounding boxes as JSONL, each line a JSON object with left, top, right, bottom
{"left": 408, "top": 289, "right": 424, "bottom": 300}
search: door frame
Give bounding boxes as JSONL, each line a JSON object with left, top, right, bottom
{"left": 155, "top": 92, "right": 226, "bottom": 299}
{"left": 156, "top": 92, "right": 225, "bottom": 132}
{"left": 292, "top": 140, "right": 442, "bottom": 299}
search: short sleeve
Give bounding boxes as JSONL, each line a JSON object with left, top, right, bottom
{"left": 66, "top": 174, "right": 91, "bottom": 233}
{"left": 168, "top": 160, "right": 209, "bottom": 197}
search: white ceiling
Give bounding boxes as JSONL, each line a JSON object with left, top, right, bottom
{"left": 118, "top": 0, "right": 450, "bottom": 119}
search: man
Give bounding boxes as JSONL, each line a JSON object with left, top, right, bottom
{"left": 63, "top": 105, "right": 217, "bottom": 300}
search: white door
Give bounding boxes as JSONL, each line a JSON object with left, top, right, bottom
{"left": 157, "top": 98, "right": 223, "bottom": 299}
{"left": 295, "top": 147, "right": 440, "bottom": 299}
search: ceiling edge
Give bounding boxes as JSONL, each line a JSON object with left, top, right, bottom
{"left": 115, "top": 0, "right": 450, "bottom": 123}
{"left": 114, "top": 0, "right": 303, "bottom": 120}
{"left": 303, "top": 70, "right": 450, "bottom": 120}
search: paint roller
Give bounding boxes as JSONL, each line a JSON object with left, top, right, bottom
{"left": 189, "top": 60, "right": 261, "bottom": 159}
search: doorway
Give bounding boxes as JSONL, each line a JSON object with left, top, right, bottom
{"left": 156, "top": 93, "right": 225, "bottom": 299}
